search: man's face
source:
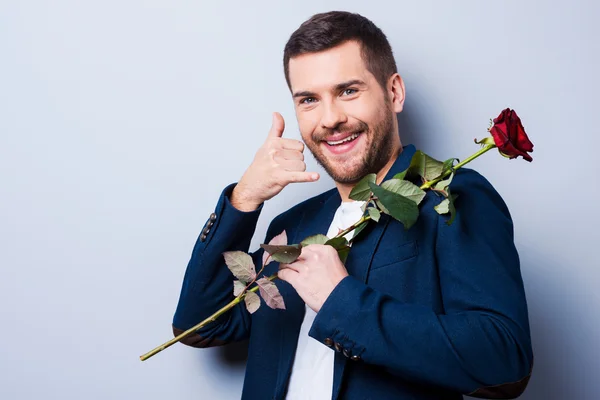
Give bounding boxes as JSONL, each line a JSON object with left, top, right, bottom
{"left": 288, "top": 40, "right": 401, "bottom": 184}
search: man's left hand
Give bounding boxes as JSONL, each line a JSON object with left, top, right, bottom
{"left": 277, "top": 244, "right": 349, "bottom": 313}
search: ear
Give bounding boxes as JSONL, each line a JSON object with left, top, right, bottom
{"left": 387, "top": 73, "right": 405, "bottom": 113}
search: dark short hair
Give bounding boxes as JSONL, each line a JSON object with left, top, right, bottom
{"left": 283, "top": 11, "right": 398, "bottom": 91}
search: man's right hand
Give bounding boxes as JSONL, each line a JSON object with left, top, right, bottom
{"left": 230, "top": 112, "right": 320, "bottom": 211}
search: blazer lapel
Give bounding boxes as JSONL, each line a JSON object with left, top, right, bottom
{"left": 275, "top": 144, "right": 417, "bottom": 399}
{"left": 342, "top": 144, "right": 418, "bottom": 283}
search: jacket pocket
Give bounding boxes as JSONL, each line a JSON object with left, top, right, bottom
{"left": 370, "top": 240, "right": 418, "bottom": 270}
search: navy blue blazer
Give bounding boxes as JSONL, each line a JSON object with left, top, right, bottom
{"left": 173, "top": 144, "right": 534, "bottom": 400}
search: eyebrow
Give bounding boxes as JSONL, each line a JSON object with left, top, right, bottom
{"left": 292, "top": 79, "right": 367, "bottom": 99}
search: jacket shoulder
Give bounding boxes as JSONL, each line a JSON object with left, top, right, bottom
{"left": 451, "top": 167, "right": 512, "bottom": 215}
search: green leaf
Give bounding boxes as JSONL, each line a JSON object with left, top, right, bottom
{"left": 360, "top": 200, "right": 369, "bottom": 213}
{"left": 244, "top": 291, "right": 261, "bottom": 314}
{"left": 260, "top": 244, "right": 302, "bottom": 263}
{"left": 223, "top": 251, "right": 256, "bottom": 283}
{"left": 448, "top": 193, "right": 458, "bottom": 225}
{"left": 368, "top": 182, "right": 419, "bottom": 230}
{"left": 256, "top": 277, "right": 285, "bottom": 310}
{"left": 442, "top": 158, "right": 459, "bottom": 173}
{"left": 324, "top": 236, "right": 351, "bottom": 264}
{"left": 392, "top": 168, "right": 408, "bottom": 180}
{"left": 337, "top": 246, "right": 351, "bottom": 264}
{"left": 381, "top": 179, "right": 426, "bottom": 205}
{"left": 325, "top": 236, "right": 349, "bottom": 250}
{"left": 300, "top": 234, "right": 329, "bottom": 246}
{"left": 375, "top": 198, "right": 389, "bottom": 214}
{"left": 367, "top": 207, "right": 380, "bottom": 222}
{"left": 433, "top": 171, "right": 454, "bottom": 192}
{"left": 407, "top": 150, "right": 445, "bottom": 181}
{"left": 349, "top": 173, "right": 376, "bottom": 201}
{"left": 434, "top": 198, "right": 450, "bottom": 214}
{"left": 434, "top": 192, "right": 459, "bottom": 225}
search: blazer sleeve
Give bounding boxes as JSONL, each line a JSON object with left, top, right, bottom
{"left": 308, "top": 168, "right": 534, "bottom": 399}
{"left": 172, "top": 182, "right": 275, "bottom": 348}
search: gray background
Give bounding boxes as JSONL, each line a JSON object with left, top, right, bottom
{"left": 1, "top": 1, "right": 598, "bottom": 399}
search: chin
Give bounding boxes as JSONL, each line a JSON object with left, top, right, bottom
{"left": 328, "top": 164, "right": 366, "bottom": 184}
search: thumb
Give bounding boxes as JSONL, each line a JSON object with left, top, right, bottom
{"left": 267, "top": 112, "right": 285, "bottom": 138}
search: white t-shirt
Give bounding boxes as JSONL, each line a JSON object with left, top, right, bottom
{"left": 285, "top": 199, "right": 366, "bottom": 400}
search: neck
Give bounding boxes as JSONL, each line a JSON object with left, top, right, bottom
{"left": 335, "top": 146, "right": 402, "bottom": 202}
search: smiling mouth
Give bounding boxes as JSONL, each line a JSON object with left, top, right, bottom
{"left": 324, "top": 131, "right": 363, "bottom": 146}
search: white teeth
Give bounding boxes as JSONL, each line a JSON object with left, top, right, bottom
{"left": 326, "top": 132, "right": 361, "bottom": 146}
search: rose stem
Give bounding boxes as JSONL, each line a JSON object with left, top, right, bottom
{"left": 139, "top": 274, "right": 277, "bottom": 361}
{"left": 420, "top": 144, "right": 495, "bottom": 189}
{"left": 139, "top": 143, "right": 496, "bottom": 361}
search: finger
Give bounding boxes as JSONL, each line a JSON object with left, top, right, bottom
{"left": 279, "top": 261, "right": 302, "bottom": 273}
{"left": 279, "top": 138, "right": 305, "bottom": 152}
{"left": 281, "top": 170, "right": 320, "bottom": 183}
{"left": 298, "top": 245, "right": 313, "bottom": 259}
{"left": 277, "top": 159, "right": 306, "bottom": 172}
{"left": 267, "top": 112, "right": 285, "bottom": 138}
{"left": 277, "top": 267, "right": 299, "bottom": 284}
{"left": 278, "top": 149, "right": 304, "bottom": 161}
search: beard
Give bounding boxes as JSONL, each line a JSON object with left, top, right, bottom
{"left": 305, "top": 102, "right": 398, "bottom": 185}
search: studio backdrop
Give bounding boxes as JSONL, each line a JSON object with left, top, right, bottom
{"left": 1, "top": 1, "right": 598, "bottom": 399}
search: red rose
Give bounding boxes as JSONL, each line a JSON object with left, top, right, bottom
{"left": 489, "top": 108, "right": 534, "bottom": 162}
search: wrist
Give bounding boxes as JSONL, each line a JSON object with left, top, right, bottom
{"left": 230, "top": 185, "right": 262, "bottom": 212}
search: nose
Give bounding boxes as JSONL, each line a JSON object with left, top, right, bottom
{"left": 320, "top": 100, "right": 348, "bottom": 130}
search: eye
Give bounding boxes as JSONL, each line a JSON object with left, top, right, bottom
{"left": 342, "top": 88, "right": 358, "bottom": 96}
{"left": 299, "top": 97, "right": 317, "bottom": 105}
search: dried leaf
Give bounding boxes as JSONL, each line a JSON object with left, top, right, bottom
{"left": 256, "top": 277, "right": 286, "bottom": 310}
{"left": 269, "top": 230, "right": 288, "bottom": 246}
{"left": 233, "top": 280, "right": 246, "bottom": 297}
{"left": 260, "top": 244, "right": 302, "bottom": 263}
{"left": 244, "top": 291, "right": 261, "bottom": 314}
{"left": 262, "top": 230, "right": 288, "bottom": 266}
{"left": 223, "top": 251, "right": 256, "bottom": 283}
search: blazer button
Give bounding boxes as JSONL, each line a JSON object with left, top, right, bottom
{"left": 200, "top": 234, "right": 207, "bottom": 242}
{"left": 203, "top": 227, "right": 211, "bottom": 235}
{"left": 343, "top": 349, "right": 351, "bottom": 358}
{"left": 324, "top": 338, "right": 333, "bottom": 347}
{"left": 350, "top": 354, "right": 361, "bottom": 361}
{"left": 334, "top": 342, "right": 343, "bottom": 352}
{"left": 209, "top": 213, "right": 217, "bottom": 221}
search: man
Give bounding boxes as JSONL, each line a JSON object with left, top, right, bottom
{"left": 172, "top": 11, "right": 533, "bottom": 400}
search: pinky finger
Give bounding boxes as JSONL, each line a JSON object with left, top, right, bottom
{"left": 277, "top": 267, "right": 298, "bottom": 284}
{"left": 285, "top": 171, "right": 320, "bottom": 184}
